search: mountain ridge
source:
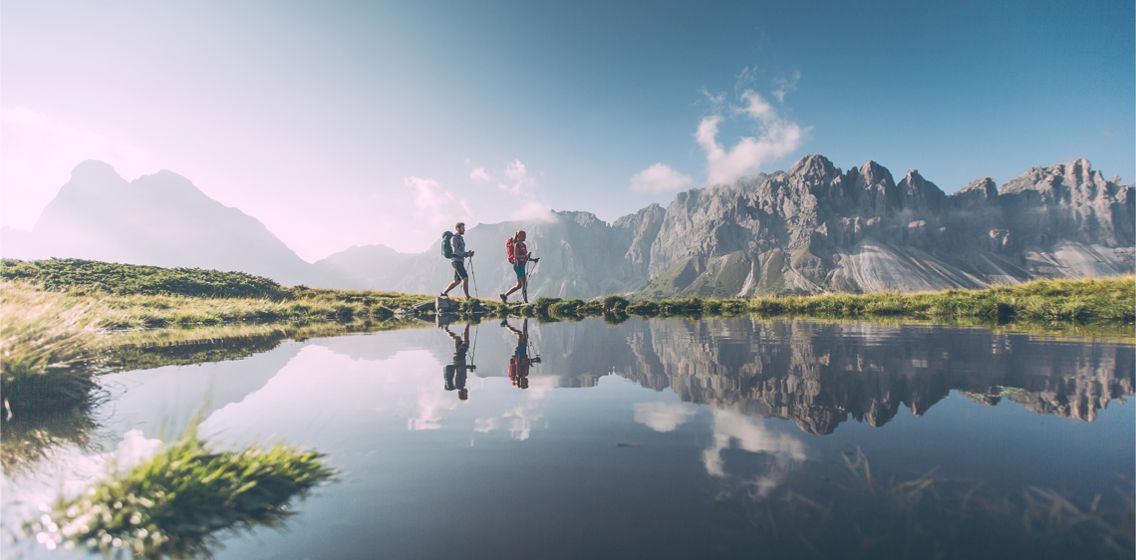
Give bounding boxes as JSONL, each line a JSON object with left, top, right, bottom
{"left": 3, "top": 155, "right": 1131, "bottom": 297}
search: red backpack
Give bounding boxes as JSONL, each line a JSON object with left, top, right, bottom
{"left": 505, "top": 238, "right": 516, "bottom": 264}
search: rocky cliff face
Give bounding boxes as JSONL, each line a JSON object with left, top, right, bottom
{"left": 640, "top": 155, "right": 1133, "bottom": 296}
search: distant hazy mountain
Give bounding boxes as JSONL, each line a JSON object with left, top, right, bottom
{"left": 333, "top": 207, "right": 664, "bottom": 297}
{"left": 313, "top": 244, "right": 411, "bottom": 289}
{"left": 4, "top": 156, "right": 1131, "bottom": 297}
{"left": 1, "top": 161, "right": 332, "bottom": 286}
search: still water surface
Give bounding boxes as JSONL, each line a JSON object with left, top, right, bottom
{"left": 4, "top": 317, "right": 1134, "bottom": 559}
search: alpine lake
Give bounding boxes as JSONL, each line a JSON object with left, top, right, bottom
{"left": 3, "top": 315, "right": 1133, "bottom": 559}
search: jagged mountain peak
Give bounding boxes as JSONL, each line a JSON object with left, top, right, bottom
{"left": 1001, "top": 157, "right": 1111, "bottom": 194}
{"left": 849, "top": 160, "right": 896, "bottom": 189}
{"left": 789, "top": 154, "right": 839, "bottom": 181}
{"left": 955, "top": 177, "right": 998, "bottom": 199}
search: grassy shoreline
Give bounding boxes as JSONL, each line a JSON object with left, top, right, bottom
{"left": 2, "top": 259, "right": 1132, "bottom": 393}
{"left": 5, "top": 258, "right": 1133, "bottom": 323}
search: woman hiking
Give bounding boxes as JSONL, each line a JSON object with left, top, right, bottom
{"left": 500, "top": 229, "right": 539, "bottom": 304}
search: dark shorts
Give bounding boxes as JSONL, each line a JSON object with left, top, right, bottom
{"left": 451, "top": 260, "right": 468, "bottom": 281}
{"left": 513, "top": 262, "right": 526, "bottom": 278}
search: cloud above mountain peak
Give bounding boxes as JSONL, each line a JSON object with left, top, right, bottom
{"left": 698, "top": 90, "right": 806, "bottom": 186}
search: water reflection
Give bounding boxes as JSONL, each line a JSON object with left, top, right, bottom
{"left": 4, "top": 317, "right": 1133, "bottom": 559}
{"left": 440, "top": 322, "right": 474, "bottom": 400}
{"left": 541, "top": 319, "right": 1134, "bottom": 433}
{"left": 502, "top": 318, "right": 541, "bottom": 390}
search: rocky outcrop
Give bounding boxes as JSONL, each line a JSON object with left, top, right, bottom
{"left": 640, "top": 155, "right": 1133, "bottom": 296}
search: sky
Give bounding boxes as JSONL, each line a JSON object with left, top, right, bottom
{"left": 2, "top": 0, "right": 1133, "bottom": 260}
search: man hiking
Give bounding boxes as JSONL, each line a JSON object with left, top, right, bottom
{"left": 441, "top": 222, "right": 475, "bottom": 299}
{"left": 500, "top": 229, "right": 539, "bottom": 304}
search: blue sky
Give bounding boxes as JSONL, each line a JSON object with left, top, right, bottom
{"left": 2, "top": 0, "right": 1132, "bottom": 259}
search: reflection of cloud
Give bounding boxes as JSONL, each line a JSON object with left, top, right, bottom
{"left": 633, "top": 401, "right": 697, "bottom": 432}
{"left": 474, "top": 417, "right": 499, "bottom": 433}
{"left": 702, "top": 409, "right": 805, "bottom": 498}
{"left": 408, "top": 387, "right": 459, "bottom": 431}
{"left": 501, "top": 376, "right": 556, "bottom": 441}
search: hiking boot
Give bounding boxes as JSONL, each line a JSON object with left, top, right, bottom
{"left": 500, "top": 293, "right": 507, "bottom": 303}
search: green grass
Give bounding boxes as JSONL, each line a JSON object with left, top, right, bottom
{"left": 504, "top": 277, "right": 1135, "bottom": 337}
{"left": 4, "top": 259, "right": 1132, "bottom": 343}
{"left": 1, "top": 258, "right": 290, "bottom": 299}
{"left": 0, "top": 285, "right": 101, "bottom": 419}
{"left": 27, "top": 423, "right": 335, "bottom": 558}
{"left": 745, "top": 276, "right": 1135, "bottom": 324}
{"left": 0, "top": 279, "right": 433, "bottom": 423}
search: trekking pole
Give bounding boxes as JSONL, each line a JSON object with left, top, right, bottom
{"left": 470, "top": 322, "right": 480, "bottom": 366}
{"left": 468, "top": 255, "right": 479, "bottom": 298}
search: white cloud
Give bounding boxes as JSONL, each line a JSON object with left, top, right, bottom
{"left": 629, "top": 163, "right": 694, "bottom": 193}
{"left": 467, "top": 157, "right": 552, "bottom": 222}
{"left": 0, "top": 106, "right": 154, "bottom": 229}
{"left": 772, "top": 70, "right": 801, "bottom": 103}
{"left": 738, "top": 90, "right": 775, "bottom": 121}
{"left": 405, "top": 176, "right": 475, "bottom": 230}
{"left": 633, "top": 401, "right": 697, "bottom": 432}
{"left": 696, "top": 89, "right": 806, "bottom": 185}
{"left": 510, "top": 200, "right": 555, "bottom": 222}
{"left": 500, "top": 158, "right": 536, "bottom": 195}
{"left": 470, "top": 167, "right": 492, "bottom": 183}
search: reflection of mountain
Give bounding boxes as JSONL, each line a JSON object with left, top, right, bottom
{"left": 533, "top": 319, "right": 1134, "bottom": 434}
{"left": 98, "top": 342, "right": 304, "bottom": 439}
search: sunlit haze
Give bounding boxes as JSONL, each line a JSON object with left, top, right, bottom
{"left": 2, "top": 0, "right": 1132, "bottom": 260}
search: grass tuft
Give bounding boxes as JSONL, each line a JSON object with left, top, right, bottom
{"left": 27, "top": 424, "right": 336, "bottom": 558}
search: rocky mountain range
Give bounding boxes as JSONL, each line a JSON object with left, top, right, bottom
{"left": 3, "top": 155, "right": 1131, "bottom": 297}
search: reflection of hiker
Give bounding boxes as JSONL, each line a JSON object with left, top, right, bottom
{"left": 502, "top": 317, "right": 540, "bottom": 389}
{"left": 500, "top": 230, "right": 539, "bottom": 304}
{"left": 442, "top": 323, "right": 475, "bottom": 400}
{"left": 440, "top": 222, "right": 475, "bottom": 300}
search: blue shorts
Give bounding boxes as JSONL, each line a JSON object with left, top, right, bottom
{"left": 513, "top": 262, "right": 526, "bottom": 278}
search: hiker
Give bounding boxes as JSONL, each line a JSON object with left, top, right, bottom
{"left": 442, "top": 322, "right": 475, "bottom": 401}
{"left": 500, "top": 230, "right": 539, "bottom": 304}
{"left": 502, "top": 317, "right": 540, "bottom": 389}
{"left": 440, "top": 222, "right": 475, "bottom": 299}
